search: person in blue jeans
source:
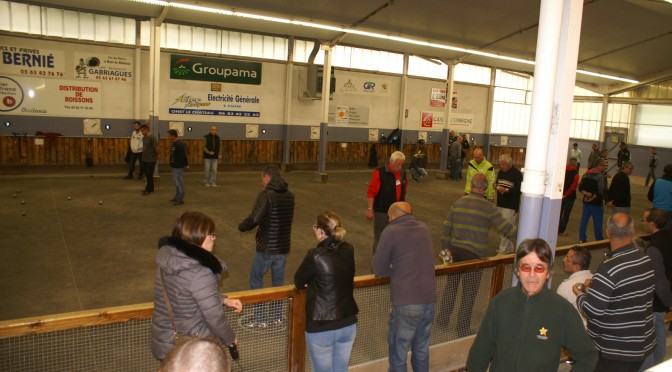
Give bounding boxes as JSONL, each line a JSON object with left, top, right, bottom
{"left": 239, "top": 165, "right": 295, "bottom": 328}
{"left": 167, "top": 129, "right": 188, "bottom": 205}
{"left": 578, "top": 159, "right": 607, "bottom": 243}
{"left": 373, "top": 202, "right": 436, "bottom": 372}
{"left": 294, "top": 211, "right": 358, "bottom": 372}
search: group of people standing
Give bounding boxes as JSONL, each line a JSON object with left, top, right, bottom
{"left": 146, "top": 131, "right": 669, "bottom": 371}
{"left": 123, "top": 123, "right": 222, "bottom": 204}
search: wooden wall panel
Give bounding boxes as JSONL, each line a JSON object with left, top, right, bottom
{"left": 0, "top": 136, "right": 465, "bottom": 168}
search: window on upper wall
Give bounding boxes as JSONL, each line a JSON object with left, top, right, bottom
{"left": 606, "top": 103, "right": 632, "bottom": 129}
{"left": 574, "top": 86, "right": 600, "bottom": 96}
{"left": 408, "top": 56, "right": 447, "bottom": 79}
{"left": 491, "top": 70, "right": 533, "bottom": 135}
{"left": 454, "top": 63, "right": 491, "bottom": 85}
{"left": 0, "top": 0, "right": 137, "bottom": 44}
{"left": 293, "top": 40, "right": 404, "bottom": 74}
{"left": 634, "top": 104, "right": 672, "bottom": 148}
{"left": 570, "top": 102, "right": 602, "bottom": 140}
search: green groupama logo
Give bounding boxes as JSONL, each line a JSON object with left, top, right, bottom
{"left": 172, "top": 58, "right": 191, "bottom": 76}
{"left": 170, "top": 54, "right": 262, "bottom": 85}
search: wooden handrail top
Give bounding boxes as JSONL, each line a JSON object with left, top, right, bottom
{"left": 0, "top": 239, "right": 615, "bottom": 339}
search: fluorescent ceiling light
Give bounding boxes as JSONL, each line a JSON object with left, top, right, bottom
{"left": 576, "top": 69, "right": 638, "bottom": 84}
{"left": 129, "top": 0, "right": 638, "bottom": 84}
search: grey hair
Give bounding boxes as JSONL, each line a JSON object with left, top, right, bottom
{"left": 390, "top": 151, "right": 406, "bottom": 163}
{"left": 498, "top": 154, "right": 513, "bottom": 164}
{"left": 607, "top": 213, "right": 634, "bottom": 239}
{"left": 471, "top": 173, "right": 488, "bottom": 191}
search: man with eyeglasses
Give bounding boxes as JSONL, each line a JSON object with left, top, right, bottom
{"left": 556, "top": 246, "right": 593, "bottom": 327}
{"left": 468, "top": 239, "right": 597, "bottom": 371}
{"left": 575, "top": 213, "right": 655, "bottom": 371}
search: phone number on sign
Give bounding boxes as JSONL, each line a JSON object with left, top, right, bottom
{"left": 20, "top": 69, "right": 64, "bottom": 77}
{"left": 94, "top": 76, "right": 127, "bottom": 82}
{"left": 64, "top": 106, "right": 94, "bottom": 110}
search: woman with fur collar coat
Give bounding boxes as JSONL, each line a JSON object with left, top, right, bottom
{"left": 151, "top": 212, "right": 242, "bottom": 360}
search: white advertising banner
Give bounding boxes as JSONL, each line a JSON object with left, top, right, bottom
{"left": 338, "top": 76, "right": 390, "bottom": 96}
{"left": 421, "top": 111, "right": 445, "bottom": 128}
{"left": 168, "top": 90, "right": 262, "bottom": 118}
{"left": 329, "top": 106, "right": 370, "bottom": 125}
{"left": 0, "top": 43, "right": 66, "bottom": 78}
{"left": 449, "top": 113, "right": 474, "bottom": 129}
{"left": 0, "top": 75, "right": 101, "bottom": 116}
{"left": 430, "top": 88, "right": 446, "bottom": 107}
{"left": 73, "top": 53, "right": 134, "bottom": 83}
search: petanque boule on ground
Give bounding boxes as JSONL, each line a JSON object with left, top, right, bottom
{"left": 12, "top": 194, "right": 16, "bottom": 198}
{"left": 21, "top": 211, "right": 26, "bottom": 216}
{"left": 67, "top": 196, "right": 72, "bottom": 201}
{"left": 98, "top": 201, "right": 103, "bottom": 205}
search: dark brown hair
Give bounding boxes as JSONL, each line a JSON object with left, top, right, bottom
{"left": 171, "top": 211, "right": 215, "bottom": 246}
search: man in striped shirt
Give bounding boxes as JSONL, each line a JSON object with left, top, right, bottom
{"left": 575, "top": 213, "right": 655, "bottom": 371}
{"left": 440, "top": 172, "right": 517, "bottom": 337}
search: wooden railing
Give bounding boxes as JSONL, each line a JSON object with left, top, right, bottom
{"left": 0, "top": 241, "right": 611, "bottom": 372}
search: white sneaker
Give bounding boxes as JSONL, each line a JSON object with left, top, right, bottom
{"left": 210, "top": 183, "right": 218, "bottom": 188}
{"left": 204, "top": 183, "right": 211, "bottom": 187}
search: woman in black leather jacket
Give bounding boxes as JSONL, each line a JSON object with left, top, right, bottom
{"left": 294, "top": 211, "right": 358, "bottom": 372}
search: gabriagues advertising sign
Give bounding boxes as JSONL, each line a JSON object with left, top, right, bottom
{"left": 170, "top": 55, "right": 261, "bottom": 85}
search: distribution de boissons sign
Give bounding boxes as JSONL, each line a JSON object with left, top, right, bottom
{"left": 170, "top": 55, "right": 261, "bottom": 85}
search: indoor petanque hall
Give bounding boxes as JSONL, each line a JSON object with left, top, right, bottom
{"left": 2, "top": 0, "right": 672, "bottom": 371}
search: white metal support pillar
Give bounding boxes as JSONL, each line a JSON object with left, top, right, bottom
{"left": 517, "top": 0, "right": 584, "bottom": 286}
{"left": 316, "top": 44, "right": 332, "bottom": 183}
{"left": 149, "top": 17, "right": 162, "bottom": 178}
{"left": 281, "top": 37, "right": 294, "bottom": 172}
{"left": 437, "top": 63, "right": 455, "bottom": 179}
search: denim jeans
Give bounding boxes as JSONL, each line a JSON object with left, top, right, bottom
{"left": 645, "top": 167, "right": 656, "bottom": 186}
{"left": 497, "top": 207, "right": 516, "bottom": 254}
{"left": 204, "top": 158, "right": 218, "bottom": 184}
{"left": 639, "top": 311, "right": 665, "bottom": 371}
{"left": 388, "top": 303, "right": 435, "bottom": 372}
{"left": 410, "top": 167, "right": 428, "bottom": 180}
{"left": 558, "top": 198, "right": 575, "bottom": 234}
{"left": 171, "top": 167, "right": 185, "bottom": 201}
{"left": 373, "top": 211, "right": 389, "bottom": 254}
{"left": 127, "top": 152, "right": 142, "bottom": 177}
{"left": 142, "top": 162, "right": 156, "bottom": 192}
{"left": 442, "top": 247, "right": 481, "bottom": 337}
{"left": 249, "top": 252, "right": 287, "bottom": 321}
{"left": 450, "top": 158, "right": 462, "bottom": 180}
{"left": 579, "top": 203, "right": 604, "bottom": 242}
{"left": 306, "top": 324, "right": 357, "bottom": 372}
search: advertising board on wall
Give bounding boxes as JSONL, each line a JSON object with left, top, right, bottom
{"left": 1, "top": 43, "right": 65, "bottom": 78}
{"left": 170, "top": 54, "right": 262, "bottom": 85}
{"left": 338, "top": 76, "right": 390, "bottom": 96}
{"left": 421, "top": 111, "right": 445, "bottom": 128}
{"left": 168, "top": 90, "right": 261, "bottom": 117}
{"left": 0, "top": 75, "right": 101, "bottom": 116}
{"left": 73, "top": 53, "right": 133, "bottom": 83}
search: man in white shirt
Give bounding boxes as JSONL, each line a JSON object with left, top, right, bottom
{"left": 570, "top": 142, "right": 583, "bottom": 171}
{"left": 124, "top": 120, "right": 144, "bottom": 179}
{"left": 557, "top": 246, "right": 593, "bottom": 327}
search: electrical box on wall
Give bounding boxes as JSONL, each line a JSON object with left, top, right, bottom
{"left": 300, "top": 65, "right": 336, "bottom": 100}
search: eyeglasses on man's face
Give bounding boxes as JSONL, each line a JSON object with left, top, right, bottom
{"left": 519, "top": 264, "right": 548, "bottom": 274}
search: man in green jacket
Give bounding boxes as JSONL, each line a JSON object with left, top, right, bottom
{"left": 464, "top": 148, "right": 495, "bottom": 201}
{"left": 467, "top": 239, "right": 597, "bottom": 372}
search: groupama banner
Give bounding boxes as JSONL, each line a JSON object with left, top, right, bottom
{"left": 170, "top": 54, "right": 262, "bottom": 85}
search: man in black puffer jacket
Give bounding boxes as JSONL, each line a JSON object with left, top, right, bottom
{"left": 239, "top": 165, "right": 295, "bottom": 326}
